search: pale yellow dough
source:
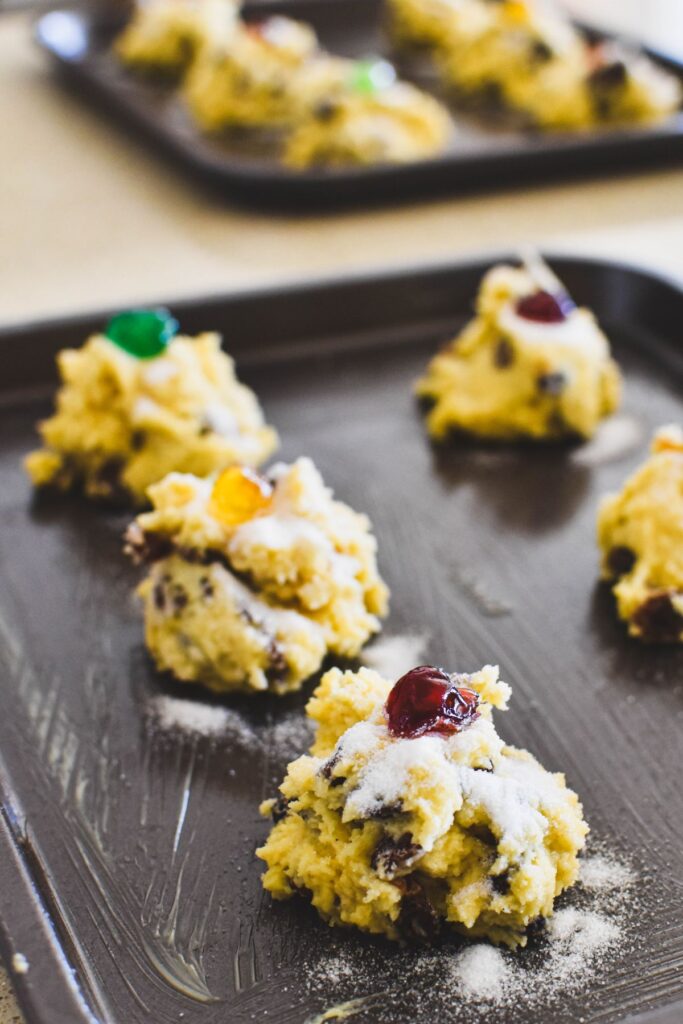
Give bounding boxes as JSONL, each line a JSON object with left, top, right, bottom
{"left": 115, "top": 0, "right": 238, "bottom": 76}
{"left": 415, "top": 263, "right": 621, "bottom": 441}
{"left": 388, "top": 0, "right": 681, "bottom": 130}
{"left": 126, "top": 459, "right": 389, "bottom": 693}
{"left": 25, "top": 331, "right": 278, "bottom": 505}
{"left": 258, "top": 664, "right": 588, "bottom": 945}
{"left": 597, "top": 425, "right": 683, "bottom": 643}
{"left": 283, "top": 74, "right": 452, "bottom": 168}
{"left": 184, "top": 17, "right": 320, "bottom": 130}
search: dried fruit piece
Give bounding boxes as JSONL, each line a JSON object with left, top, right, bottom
{"left": 209, "top": 466, "right": 273, "bottom": 527}
{"left": 537, "top": 371, "right": 568, "bottom": 396}
{"left": 493, "top": 338, "right": 514, "bottom": 368}
{"left": 607, "top": 545, "right": 636, "bottom": 578}
{"left": 632, "top": 592, "right": 683, "bottom": 643}
{"left": 372, "top": 833, "right": 422, "bottom": 878}
{"left": 104, "top": 308, "right": 178, "bottom": 359}
{"left": 385, "top": 666, "right": 480, "bottom": 739}
{"left": 516, "top": 290, "right": 574, "bottom": 324}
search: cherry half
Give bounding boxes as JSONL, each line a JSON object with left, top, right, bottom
{"left": 385, "top": 666, "right": 480, "bottom": 739}
{"left": 516, "top": 290, "right": 575, "bottom": 324}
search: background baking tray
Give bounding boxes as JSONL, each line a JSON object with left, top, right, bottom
{"left": 34, "top": 0, "right": 683, "bottom": 208}
{"left": 0, "top": 254, "right": 682, "bottom": 1024}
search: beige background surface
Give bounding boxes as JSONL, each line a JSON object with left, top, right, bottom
{"left": 2, "top": 4, "right": 683, "bottom": 1021}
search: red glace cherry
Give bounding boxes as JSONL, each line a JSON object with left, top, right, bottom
{"left": 385, "top": 666, "right": 480, "bottom": 739}
{"left": 516, "top": 290, "right": 575, "bottom": 324}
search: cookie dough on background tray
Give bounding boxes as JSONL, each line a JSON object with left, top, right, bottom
{"left": 125, "top": 459, "right": 389, "bottom": 693}
{"left": 114, "top": 0, "right": 453, "bottom": 164}
{"left": 25, "top": 309, "right": 278, "bottom": 505}
{"left": 284, "top": 59, "right": 453, "bottom": 168}
{"left": 598, "top": 425, "right": 683, "bottom": 643}
{"left": 416, "top": 259, "right": 621, "bottom": 441}
{"left": 259, "top": 663, "right": 588, "bottom": 945}
{"left": 184, "top": 16, "right": 321, "bottom": 130}
{"left": 115, "top": 0, "right": 239, "bottom": 76}
{"left": 387, "top": 0, "right": 681, "bottom": 130}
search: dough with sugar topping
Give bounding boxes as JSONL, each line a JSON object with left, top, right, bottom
{"left": 258, "top": 663, "right": 588, "bottom": 945}
{"left": 125, "top": 459, "right": 389, "bottom": 692}
{"left": 416, "top": 262, "right": 621, "bottom": 441}
{"left": 25, "top": 316, "right": 278, "bottom": 506}
{"left": 115, "top": 0, "right": 238, "bottom": 76}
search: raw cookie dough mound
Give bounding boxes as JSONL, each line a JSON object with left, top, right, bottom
{"left": 386, "top": 0, "right": 490, "bottom": 54}
{"left": 437, "top": 0, "right": 585, "bottom": 109}
{"left": 597, "top": 425, "right": 683, "bottom": 643}
{"left": 184, "top": 16, "right": 320, "bottom": 130}
{"left": 25, "top": 309, "right": 278, "bottom": 505}
{"left": 115, "top": 0, "right": 238, "bottom": 77}
{"left": 284, "top": 59, "right": 452, "bottom": 168}
{"left": 415, "top": 261, "right": 621, "bottom": 441}
{"left": 125, "top": 459, "right": 389, "bottom": 693}
{"left": 258, "top": 663, "right": 588, "bottom": 945}
{"left": 585, "top": 42, "right": 682, "bottom": 126}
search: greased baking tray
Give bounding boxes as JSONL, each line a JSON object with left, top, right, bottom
{"left": 35, "top": 0, "right": 683, "bottom": 208}
{"left": 0, "top": 255, "right": 682, "bottom": 1024}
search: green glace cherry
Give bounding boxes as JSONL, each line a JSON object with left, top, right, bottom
{"left": 104, "top": 308, "right": 179, "bottom": 359}
{"left": 349, "top": 58, "right": 396, "bottom": 97}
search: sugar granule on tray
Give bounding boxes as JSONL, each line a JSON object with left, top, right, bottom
{"left": 449, "top": 945, "right": 511, "bottom": 1002}
{"left": 363, "top": 633, "right": 428, "bottom": 680}
{"left": 579, "top": 854, "right": 636, "bottom": 891}
{"left": 148, "top": 694, "right": 256, "bottom": 743}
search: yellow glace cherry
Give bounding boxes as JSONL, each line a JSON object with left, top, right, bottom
{"left": 209, "top": 466, "right": 273, "bottom": 527}
{"left": 503, "top": 0, "right": 532, "bottom": 25}
{"left": 652, "top": 425, "right": 683, "bottom": 455}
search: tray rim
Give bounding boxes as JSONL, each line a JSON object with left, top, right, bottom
{"left": 32, "top": 0, "right": 683, "bottom": 208}
{"left": 1, "top": 249, "right": 683, "bottom": 357}
{"left": 1, "top": 251, "right": 683, "bottom": 1024}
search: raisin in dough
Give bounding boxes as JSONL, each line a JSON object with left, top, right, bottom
{"left": 415, "top": 263, "right": 621, "bottom": 441}
{"left": 25, "top": 329, "right": 277, "bottom": 506}
{"left": 598, "top": 425, "right": 683, "bottom": 643}
{"left": 125, "top": 460, "right": 389, "bottom": 693}
{"left": 258, "top": 663, "right": 588, "bottom": 945}
{"left": 115, "top": 0, "right": 238, "bottom": 76}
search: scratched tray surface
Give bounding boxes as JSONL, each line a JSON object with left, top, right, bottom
{"left": 0, "top": 257, "right": 682, "bottom": 1024}
{"left": 35, "top": 0, "right": 683, "bottom": 205}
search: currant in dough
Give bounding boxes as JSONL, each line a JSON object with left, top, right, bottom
{"left": 258, "top": 663, "right": 588, "bottom": 945}
{"left": 597, "top": 425, "right": 683, "bottom": 643}
{"left": 125, "top": 460, "right": 389, "bottom": 693}
{"left": 415, "top": 262, "right": 621, "bottom": 441}
{"left": 25, "top": 310, "right": 278, "bottom": 505}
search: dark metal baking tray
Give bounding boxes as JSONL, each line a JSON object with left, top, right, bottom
{"left": 0, "top": 254, "right": 682, "bottom": 1024}
{"left": 34, "top": 0, "right": 683, "bottom": 207}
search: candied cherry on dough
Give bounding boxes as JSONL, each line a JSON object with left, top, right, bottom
{"left": 386, "top": 665, "right": 480, "bottom": 739}
{"left": 348, "top": 58, "right": 397, "bottom": 96}
{"left": 104, "top": 308, "right": 179, "bottom": 359}
{"left": 209, "top": 466, "right": 273, "bottom": 527}
{"left": 504, "top": 1, "right": 534, "bottom": 24}
{"left": 516, "top": 290, "right": 575, "bottom": 324}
